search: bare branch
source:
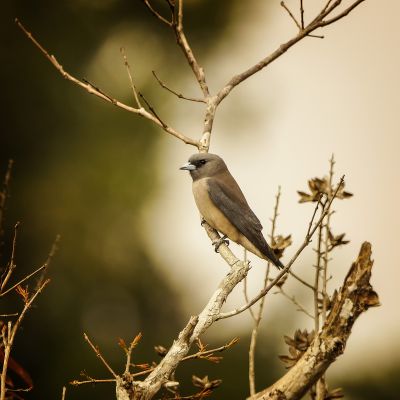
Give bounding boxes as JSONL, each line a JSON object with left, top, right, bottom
{"left": 321, "top": 1, "right": 366, "bottom": 27}
{"left": 152, "top": 71, "right": 206, "bottom": 103}
{"left": 172, "top": 0, "right": 209, "bottom": 97}
{"left": 83, "top": 333, "right": 118, "bottom": 379}
{"left": 0, "top": 222, "right": 20, "bottom": 293}
{"left": 216, "top": 0, "right": 366, "bottom": 104}
{"left": 70, "top": 377, "right": 116, "bottom": 386}
{"left": 288, "top": 270, "right": 315, "bottom": 290}
{"left": 250, "top": 242, "right": 379, "bottom": 400}
{"left": 281, "top": 1, "right": 301, "bottom": 30}
{"left": 35, "top": 234, "right": 60, "bottom": 291}
{"left": 123, "top": 333, "right": 143, "bottom": 375}
{"left": 132, "top": 259, "right": 249, "bottom": 398}
{"left": 138, "top": 92, "right": 169, "bottom": 130}
{"left": 278, "top": 287, "right": 314, "bottom": 319}
{"left": 182, "top": 337, "right": 239, "bottom": 362}
{"left": 249, "top": 186, "right": 281, "bottom": 396}
{"left": 120, "top": 47, "right": 142, "bottom": 108}
{"left": 313, "top": 222, "right": 324, "bottom": 333}
{"left": 0, "top": 265, "right": 45, "bottom": 298}
{"left": 15, "top": 19, "right": 200, "bottom": 148}
{"left": 142, "top": 0, "right": 172, "bottom": 27}
{"left": 0, "top": 159, "right": 13, "bottom": 234}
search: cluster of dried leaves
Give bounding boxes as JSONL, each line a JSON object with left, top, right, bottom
{"left": 71, "top": 332, "right": 238, "bottom": 399}
{"left": 297, "top": 177, "right": 353, "bottom": 203}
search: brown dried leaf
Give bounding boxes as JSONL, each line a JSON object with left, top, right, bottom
{"left": 328, "top": 230, "right": 350, "bottom": 250}
{"left": 283, "top": 335, "right": 296, "bottom": 347}
{"left": 192, "top": 375, "right": 222, "bottom": 390}
{"left": 365, "top": 291, "right": 381, "bottom": 307}
{"left": 298, "top": 177, "right": 329, "bottom": 203}
{"left": 278, "top": 355, "right": 297, "bottom": 369}
{"left": 15, "top": 285, "right": 29, "bottom": 303}
{"left": 335, "top": 181, "right": 353, "bottom": 200}
{"left": 326, "top": 387, "right": 344, "bottom": 399}
{"left": 196, "top": 338, "right": 207, "bottom": 352}
{"left": 134, "top": 363, "right": 151, "bottom": 370}
{"left": 118, "top": 338, "right": 127, "bottom": 350}
{"left": 280, "top": 329, "right": 315, "bottom": 368}
{"left": 272, "top": 235, "right": 292, "bottom": 258}
{"left": 297, "top": 190, "right": 316, "bottom": 203}
{"left": 154, "top": 345, "right": 168, "bottom": 356}
{"left": 131, "top": 332, "right": 143, "bottom": 348}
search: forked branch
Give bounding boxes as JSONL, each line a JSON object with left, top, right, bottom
{"left": 15, "top": 19, "right": 199, "bottom": 148}
{"left": 249, "top": 242, "right": 379, "bottom": 400}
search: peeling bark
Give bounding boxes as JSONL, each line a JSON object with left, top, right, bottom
{"left": 249, "top": 242, "right": 379, "bottom": 400}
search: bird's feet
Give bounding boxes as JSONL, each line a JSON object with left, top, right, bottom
{"left": 200, "top": 217, "right": 207, "bottom": 226}
{"left": 212, "top": 235, "right": 229, "bottom": 253}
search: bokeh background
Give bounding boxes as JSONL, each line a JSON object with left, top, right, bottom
{"left": 1, "top": 0, "right": 399, "bottom": 399}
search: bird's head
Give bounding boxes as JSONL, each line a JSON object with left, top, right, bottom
{"left": 180, "top": 153, "right": 227, "bottom": 181}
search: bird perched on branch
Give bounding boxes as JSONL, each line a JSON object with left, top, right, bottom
{"left": 180, "top": 153, "right": 284, "bottom": 269}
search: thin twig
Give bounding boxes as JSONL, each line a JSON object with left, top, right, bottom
{"left": 152, "top": 71, "right": 206, "bottom": 103}
{"left": 0, "top": 159, "right": 13, "bottom": 235}
{"left": 322, "top": 0, "right": 335, "bottom": 14}
{"left": 321, "top": 1, "right": 366, "bottom": 26}
{"left": 61, "top": 386, "right": 66, "bottom": 400}
{"left": 300, "top": 0, "right": 305, "bottom": 29}
{"left": 243, "top": 250, "right": 256, "bottom": 321}
{"left": 307, "top": 194, "right": 324, "bottom": 236}
{"left": 288, "top": 270, "right": 314, "bottom": 291}
{"left": 83, "top": 333, "right": 118, "bottom": 378}
{"left": 278, "top": 287, "right": 314, "bottom": 319}
{"left": 120, "top": 47, "right": 142, "bottom": 108}
{"left": 0, "top": 264, "right": 46, "bottom": 298}
{"left": 315, "top": 158, "right": 336, "bottom": 400}
{"left": 138, "top": 92, "right": 168, "bottom": 129}
{"left": 216, "top": 1, "right": 365, "bottom": 105}
{"left": 142, "top": 0, "right": 173, "bottom": 26}
{"left": 35, "top": 234, "right": 60, "bottom": 291}
{"left": 182, "top": 337, "right": 239, "bottom": 361}
{"left": 0, "top": 222, "right": 20, "bottom": 293}
{"left": 281, "top": 1, "right": 302, "bottom": 30}
{"left": 172, "top": 0, "right": 209, "bottom": 97}
{"left": 123, "top": 332, "right": 142, "bottom": 375}
{"left": 70, "top": 378, "right": 116, "bottom": 386}
{"left": 322, "top": 155, "right": 335, "bottom": 322}
{"left": 217, "top": 176, "right": 345, "bottom": 320}
{"left": 313, "top": 222, "right": 324, "bottom": 333}
{"left": 249, "top": 187, "right": 281, "bottom": 396}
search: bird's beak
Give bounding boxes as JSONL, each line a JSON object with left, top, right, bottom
{"left": 179, "top": 162, "right": 196, "bottom": 171}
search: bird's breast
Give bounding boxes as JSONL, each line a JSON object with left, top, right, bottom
{"left": 192, "top": 178, "right": 240, "bottom": 241}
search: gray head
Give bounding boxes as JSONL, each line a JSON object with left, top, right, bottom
{"left": 180, "top": 153, "right": 228, "bottom": 181}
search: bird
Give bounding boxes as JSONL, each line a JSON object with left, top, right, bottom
{"left": 180, "top": 153, "right": 284, "bottom": 269}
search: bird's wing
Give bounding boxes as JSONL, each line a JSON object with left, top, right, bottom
{"left": 207, "top": 177, "right": 264, "bottom": 242}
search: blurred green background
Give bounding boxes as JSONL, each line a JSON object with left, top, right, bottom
{"left": 1, "top": 1, "right": 399, "bottom": 399}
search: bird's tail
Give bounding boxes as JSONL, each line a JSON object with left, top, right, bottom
{"left": 262, "top": 244, "right": 285, "bottom": 270}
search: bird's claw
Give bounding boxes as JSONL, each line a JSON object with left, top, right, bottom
{"left": 200, "top": 217, "right": 207, "bottom": 226}
{"left": 212, "top": 235, "right": 229, "bottom": 253}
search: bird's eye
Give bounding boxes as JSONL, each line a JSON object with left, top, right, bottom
{"left": 199, "top": 159, "right": 206, "bottom": 165}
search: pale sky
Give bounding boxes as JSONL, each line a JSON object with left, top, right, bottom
{"left": 140, "top": 0, "right": 400, "bottom": 378}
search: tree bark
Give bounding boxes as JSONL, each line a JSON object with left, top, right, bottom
{"left": 249, "top": 242, "right": 379, "bottom": 400}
